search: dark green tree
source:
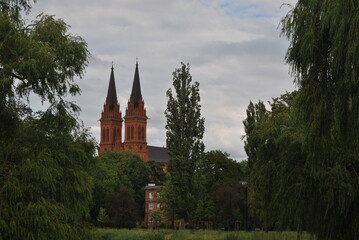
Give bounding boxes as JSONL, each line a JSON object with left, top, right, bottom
{"left": 0, "top": 1, "right": 94, "bottom": 239}
{"left": 281, "top": 1, "right": 359, "bottom": 239}
{"left": 164, "top": 62, "right": 205, "bottom": 223}
{"left": 242, "top": 101, "right": 266, "bottom": 169}
{"left": 201, "top": 151, "right": 248, "bottom": 230}
{"left": 147, "top": 160, "right": 166, "bottom": 184}
{"left": 90, "top": 151, "right": 151, "bottom": 227}
{"left": 104, "top": 188, "right": 139, "bottom": 229}
{"left": 244, "top": 93, "right": 304, "bottom": 231}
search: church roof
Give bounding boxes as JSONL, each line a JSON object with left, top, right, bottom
{"left": 148, "top": 145, "right": 168, "bottom": 163}
{"left": 130, "top": 62, "right": 142, "bottom": 108}
{"left": 106, "top": 66, "right": 118, "bottom": 110}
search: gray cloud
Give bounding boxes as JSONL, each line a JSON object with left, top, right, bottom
{"left": 29, "top": 0, "right": 297, "bottom": 161}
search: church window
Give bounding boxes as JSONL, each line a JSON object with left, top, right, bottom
{"left": 102, "top": 129, "right": 105, "bottom": 141}
{"left": 149, "top": 192, "right": 154, "bottom": 199}
{"left": 138, "top": 126, "right": 141, "bottom": 140}
{"left": 106, "top": 128, "right": 109, "bottom": 142}
{"left": 149, "top": 203, "right": 154, "bottom": 210}
{"left": 131, "top": 126, "right": 134, "bottom": 140}
{"left": 140, "top": 146, "right": 143, "bottom": 151}
{"left": 127, "top": 126, "right": 130, "bottom": 140}
{"left": 129, "top": 146, "right": 132, "bottom": 150}
{"left": 142, "top": 126, "right": 145, "bottom": 140}
{"left": 113, "top": 129, "right": 116, "bottom": 142}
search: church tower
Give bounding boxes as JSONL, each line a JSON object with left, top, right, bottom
{"left": 124, "top": 61, "right": 148, "bottom": 160}
{"left": 99, "top": 66, "right": 122, "bottom": 155}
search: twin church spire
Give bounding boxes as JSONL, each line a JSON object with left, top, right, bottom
{"left": 131, "top": 62, "right": 142, "bottom": 108}
{"left": 106, "top": 66, "right": 117, "bottom": 110}
{"left": 99, "top": 62, "right": 148, "bottom": 160}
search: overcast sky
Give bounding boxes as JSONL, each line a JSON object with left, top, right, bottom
{"left": 28, "top": 0, "right": 298, "bottom": 161}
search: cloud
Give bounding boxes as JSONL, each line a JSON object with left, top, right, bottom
{"left": 28, "top": 0, "right": 298, "bottom": 161}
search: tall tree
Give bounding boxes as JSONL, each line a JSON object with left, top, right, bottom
{"left": 245, "top": 93, "right": 303, "bottom": 231}
{"left": 242, "top": 101, "right": 266, "bottom": 169}
{"left": 0, "top": 1, "right": 94, "bottom": 239}
{"left": 281, "top": 1, "right": 359, "bottom": 239}
{"left": 164, "top": 62, "right": 205, "bottom": 223}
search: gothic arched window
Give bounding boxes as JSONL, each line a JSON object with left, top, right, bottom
{"left": 142, "top": 126, "right": 145, "bottom": 140}
{"left": 127, "top": 126, "right": 130, "bottom": 140}
{"left": 131, "top": 126, "right": 134, "bottom": 140}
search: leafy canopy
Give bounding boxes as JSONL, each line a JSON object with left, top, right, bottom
{"left": 0, "top": 1, "right": 94, "bottom": 239}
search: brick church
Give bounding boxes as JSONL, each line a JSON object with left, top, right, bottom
{"left": 99, "top": 62, "right": 167, "bottom": 227}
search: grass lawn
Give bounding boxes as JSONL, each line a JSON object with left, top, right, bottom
{"left": 95, "top": 228, "right": 316, "bottom": 240}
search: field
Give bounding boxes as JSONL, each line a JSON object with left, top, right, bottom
{"left": 95, "top": 229, "right": 316, "bottom": 240}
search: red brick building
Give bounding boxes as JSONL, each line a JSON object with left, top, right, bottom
{"left": 99, "top": 62, "right": 167, "bottom": 227}
{"left": 99, "top": 62, "right": 168, "bottom": 162}
{"left": 144, "top": 184, "right": 163, "bottom": 228}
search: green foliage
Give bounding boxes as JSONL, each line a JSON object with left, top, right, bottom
{"left": 164, "top": 62, "right": 205, "bottom": 222}
{"left": 244, "top": 92, "right": 304, "bottom": 231}
{"left": 90, "top": 151, "right": 151, "bottom": 227}
{"left": 0, "top": 1, "right": 93, "bottom": 239}
{"left": 150, "top": 210, "right": 163, "bottom": 225}
{"left": 242, "top": 101, "right": 266, "bottom": 169}
{"left": 95, "top": 229, "right": 316, "bottom": 240}
{"left": 104, "top": 188, "right": 138, "bottom": 229}
{"left": 203, "top": 151, "right": 244, "bottom": 188}
{"left": 97, "top": 208, "right": 109, "bottom": 228}
{"left": 279, "top": 1, "right": 359, "bottom": 239}
{"left": 199, "top": 151, "right": 248, "bottom": 230}
{"left": 0, "top": 111, "right": 96, "bottom": 240}
{"left": 148, "top": 160, "right": 166, "bottom": 184}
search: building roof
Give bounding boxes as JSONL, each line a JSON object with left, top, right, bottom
{"left": 106, "top": 66, "right": 118, "bottom": 110}
{"left": 130, "top": 62, "right": 142, "bottom": 108}
{"left": 148, "top": 145, "right": 168, "bottom": 163}
{"left": 144, "top": 184, "right": 161, "bottom": 190}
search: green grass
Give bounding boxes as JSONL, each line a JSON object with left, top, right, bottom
{"left": 95, "top": 229, "right": 316, "bottom": 240}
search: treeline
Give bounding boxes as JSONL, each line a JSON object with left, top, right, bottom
{"left": 88, "top": 150, "right": 249, "bottom": 230}
{"left": 242, "top": 0, "right": 359, "bottom": 239}
{"left": 1, "top": 0, "right": 358, "bottom": 240}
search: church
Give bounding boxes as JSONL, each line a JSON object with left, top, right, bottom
{"left": 99, "top": 62, "right": 168, "bottom": 164}
{"left": 99, "top": 62, "right": 167, "bottom": 227}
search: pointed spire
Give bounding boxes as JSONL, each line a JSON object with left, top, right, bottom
{"left": 106, "top": 64, "right": 118, "bottom": 110}
{"left": 130, "top": 60, "right": 142, "bottom": 108}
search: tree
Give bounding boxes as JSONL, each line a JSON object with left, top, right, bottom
{"left": 104, "top": 188, "right": 139, "bottom": 228}
{"left": 215, "top": 182, "right": 243, "bottom": 231}
{"left": 164, "top": 62, "right": 205, "bottom": 223}
{"left": 0, "top": 1, "right": 94, "bottom": 239}
{"left": 96, "top": 208, "right": 109, "bottom": 228}
{"left": 244, "top": 93, "right": 304, "bottom": 231}
{"left": 200, "top": 151, "right": 248, "bottom": 230}
{"left": 281, "top": 1, "right": 359, "bottom": 239}
{"left": 242, "top": 101, "right": 266, "bottom": 169}
{"left": 147, "top": 161, "right": 166, "bottom": 184}
{"left": 89, "top": 151, "right": 151, "bottom": 227}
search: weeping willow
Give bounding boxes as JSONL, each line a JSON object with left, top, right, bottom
{"left": 281, "top": 0, "right": 359, "bottom": 239}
